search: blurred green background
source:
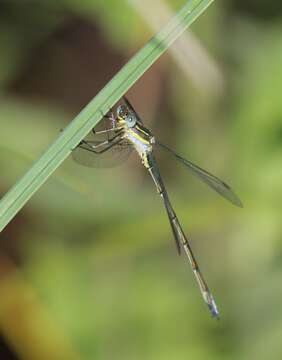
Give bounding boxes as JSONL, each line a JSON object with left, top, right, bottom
{"left": 0, "top": 0, "right": 282, "bottom": 359}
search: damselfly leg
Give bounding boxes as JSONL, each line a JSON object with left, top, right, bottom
{"left": 76, "top": 132, "right": 124, "bottom": 154}
{"left": 72, "top": 108, "right": 132, "bottom": 168}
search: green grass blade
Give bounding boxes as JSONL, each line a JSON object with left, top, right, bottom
{"left": 0, "top": 0, "right": 214, "bottom": 232}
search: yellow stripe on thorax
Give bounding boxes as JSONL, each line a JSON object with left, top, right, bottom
{"left": 127, "top": 128, "right": 151, "bottom": 145}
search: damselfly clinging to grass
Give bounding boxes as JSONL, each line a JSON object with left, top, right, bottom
{"left": 72, "top": 97, "right": 242, "bottom": 319}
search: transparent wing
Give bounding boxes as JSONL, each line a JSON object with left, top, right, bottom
{"left": 72, "top": 140, "right": 132, "bottom": 168}
{"left": 157, "top": 142, "right": 243, "bottom": 207}
{"left": 72, "top": 116, "right": 132, "bottom": 168}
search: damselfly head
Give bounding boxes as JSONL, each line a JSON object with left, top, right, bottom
{"left": 116, "top": 104, "right": 128, "bottom": 118}
{"left": 117, "top": 105, "right": 136, "bottom": 128}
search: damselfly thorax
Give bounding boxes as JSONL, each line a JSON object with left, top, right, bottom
{"left": 116, "top": 105, "right": 156, "bottom": 167}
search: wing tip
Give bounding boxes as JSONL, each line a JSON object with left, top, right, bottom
{"left": 230, "top": 193, "right": 244, "bottom": 208}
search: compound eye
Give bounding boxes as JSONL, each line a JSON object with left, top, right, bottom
{"left": 126, "top": 114, "right": 136, "bottom": 127}
{"left": 117, "top": 105, "right": 127, "bottom": 118}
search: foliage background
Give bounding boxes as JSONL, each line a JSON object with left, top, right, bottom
{"left": 0, "top": 1, "right": 282, "bottom": 359}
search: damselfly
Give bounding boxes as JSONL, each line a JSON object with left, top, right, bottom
{"left": 72, "top": 97, "right": 242, "bottom": 319}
